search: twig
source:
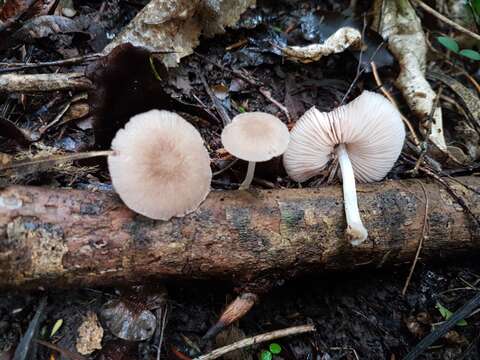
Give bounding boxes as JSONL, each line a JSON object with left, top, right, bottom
{"left": 341, "top": 14, "right": 368, "bottom": 105}
{"left": 199, "top": 72, "right": 231, "bottom": 126}
{"left": 0, "top": 150, "right": 113, "bottom": 174}
{"left": 258, "top": 87, "right": 291, "bottom": 123}
{"left": 404, "top": 292, "right": 480, "bottom": 360}
{"left": 213, "top": 159, "right": 239, "bottom": 177}
{"left": 403, "top": 155, "right": 480, "bottom": 227}
{"left": 0, "top": 73, "right": 92, "bottom": 92}
{"left": 402, "top": 181, "right": 429, "bottom": 296}
{"left": 194, "top": 52, "right": 291, "bottom": 122}
{"left": 412, "top": 0, "right": 480, "bottom": 42}
{"left": 194, "top": 324, "right": 315, "bottom": 360}
{"left": 0, "top": 53, "right": 102, "bottom": 74}
{"left": 39, "top": 102, "right": 72, "bottom": 135}
{"left": 156, "top": 304, "right": 168, "bottom": 360}
{"left": 370, "top": 61, "right": 421, "bottom": 146}
{"left": 35, "top": 340, "right": 87, "bottom": 360}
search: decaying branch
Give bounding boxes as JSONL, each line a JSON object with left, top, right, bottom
{"left": 1, "top": 177, "right": 480, "bottom": 289}
{"left": 281, "top": 27, "right": 362, "bottom": 63}
{"left": 0, "top": 73, "right": 93, "bottom": 92}
{"left": 375, "top": 0, "right": 447, "bottom": 151}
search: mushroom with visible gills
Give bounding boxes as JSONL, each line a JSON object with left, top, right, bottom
{"left": 283, "top": 91, "right": 405, "bottom": 245}
{"left": 108, "top": 109, "right": 212, "bottom": 220}
{"left": 221, "top": 112, "right": 290, "bottom": 190}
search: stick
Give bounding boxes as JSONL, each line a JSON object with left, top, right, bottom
{"left": 402, "top": 181, "right": 429, "bottom": 296}
{"left": 370, "top": 61, "right": 421, "bottom": 146}
{"left": 412, "top": 0, "right": 480, "bottom": 42}
{"left": 0, "top": 54, "right": 102, "bottom": 74}
{"left": 404, "top": 292, "right": 480, "bottom": 360}
{"left": 0, "top": 73, "right": 93, "bottom": 93}
{"left": 194, "top": 324, "right": 315, "bottom": 360}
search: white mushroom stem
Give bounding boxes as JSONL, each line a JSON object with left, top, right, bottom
{"left": 335, "top": 144, "right": 368, "bottom": 245}
{"left": 239, "top": 161, "right": 256, "bottom": 190}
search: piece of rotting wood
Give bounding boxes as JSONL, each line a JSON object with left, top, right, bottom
{"left": 0, "top": 177, "right": 480, "bottom": 289}
{"left": 0, "top": 73, "right": 93, "bottom": 92}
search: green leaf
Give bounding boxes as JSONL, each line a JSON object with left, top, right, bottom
{"left": 435, "top": 302, "right": 468, "bottom": 326}
{"left": 50, "top": 319, "right": 63, "bottom": 337}
{"left": 470, "top": 0, "right": 480, "bottom": 15}
{"left": 269, "top": 343, "right": 282, "bottom": 354}
{"left": 469, "top": 0, "right": 480, "bottom": 25}
{"left": 459, "top": 49, "right": 480, "bottom": 61}
{"left": 437, "top": 36, "right": 460, "bottom": 53}
{"left": 260, "top": 350, "right": 273, "bottom": 360}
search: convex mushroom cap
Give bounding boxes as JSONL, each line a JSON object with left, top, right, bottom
{"left": 283, "top": 91, "right": 405, "bottom": 183}
{"left": 222, "top": 112, "right": 290, "bottom": 162}
{"left": 221, "top": 112, "right": 290, "bottom": 190}
{"left": 108, "top": 109, "right": 212, "bottom": 220}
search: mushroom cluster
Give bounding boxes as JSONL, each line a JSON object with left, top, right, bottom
{"left": 283, "top": 91, "right": 405, "bottom": 245}
{"left": 105, "top": 91, "right": 404, "bottom": 240}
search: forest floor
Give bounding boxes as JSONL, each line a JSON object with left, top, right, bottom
{"left": 1, "top": 0, "right": 480, "bottom": 359}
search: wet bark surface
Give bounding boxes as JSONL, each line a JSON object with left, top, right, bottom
{"left": 1, "top": 176, "right": 479, "bottom": 290}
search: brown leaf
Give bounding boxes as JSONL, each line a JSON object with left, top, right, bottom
{"left": 12, "top": 15, "right": 89, "bottom": 42}
{"left": 0, "top": 0, "right": 37, "bottom": 32}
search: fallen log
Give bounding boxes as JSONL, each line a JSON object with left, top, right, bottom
{"left": 0, "top": 177, "right": 479, "bottom": 289}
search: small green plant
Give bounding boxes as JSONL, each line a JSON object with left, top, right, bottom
{"left": 259, "top": 343, "right": 282, "bottom": 360}
{"left": 437, "top": 36, "right": 480, "bottom": 61}
{"left": 435, "top": 302, "right": 468, "bottom": 326}
{"left": 468, "top": 0, "right": 480, "bottom": 25}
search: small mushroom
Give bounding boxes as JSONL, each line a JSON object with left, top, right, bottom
{"left": 283, "top": 91, "right": 405, "bottom": 245}
{"left": 108, "top": 109, "right": 212, "bottom": 220}
{"left": 221, "top": 112, "right": 290, "bottom": 190}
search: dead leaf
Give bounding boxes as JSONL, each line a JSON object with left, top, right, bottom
{"left": 104, "top": 0, "right": 256, "bottom": 67}
{"left": 12, "top": 15, "right": 89, "bottom": 42}
{"left": 0, "top": 0, "right": 36, "bottom": 32}
{"left": 75, "top": 312, "right": 104, "bottom": 355}
{"left": 212, "top": 84, "right": 229, "bottom": 100}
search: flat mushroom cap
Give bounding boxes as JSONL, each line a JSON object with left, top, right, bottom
{"left": 283, "top": 91, "right": 405, "bottom": 182}
{"left": 108, "top": 109, "right": 212, "bottom": 220}
{"left": 221, "top": 112, "right": 290, "bottom": 162}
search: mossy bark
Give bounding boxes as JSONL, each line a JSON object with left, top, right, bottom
{"left": 0, "top": 177, "right": 479, "bottom": 290}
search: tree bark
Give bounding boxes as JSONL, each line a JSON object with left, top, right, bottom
{"left": 0, "top": 177, "right": 479, "bottom": 290}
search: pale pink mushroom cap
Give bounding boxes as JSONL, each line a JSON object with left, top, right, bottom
{"left": 283, "top": 91, "right": 405, "bottom": 182}
{"left": 108, "top": 110, "right": 212, "bottom": 220}
{"left": 221, "top": 112, "right": 290, "bottom": 162}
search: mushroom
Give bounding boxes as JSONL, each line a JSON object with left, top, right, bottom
{"left": 283, "top": 91, "right": 405, "bottom": 245}
{"left": 108, "top": 109, "right": 212, "bottom": 220}
{"left": 221, "top": 112, "right": 290, "bottom": 190}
